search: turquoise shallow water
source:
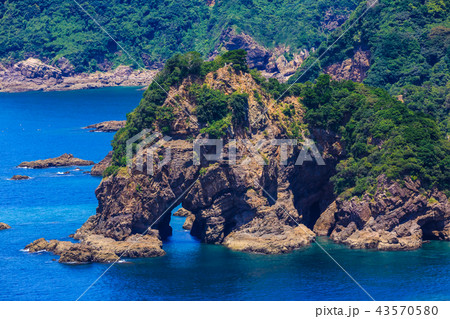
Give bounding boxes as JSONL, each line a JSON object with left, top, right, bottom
{"left": 0, "top": 87, "right": 449, "bottom": 301}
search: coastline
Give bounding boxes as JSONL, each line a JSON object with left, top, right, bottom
{"left": 0, "top": 58, "right": 157, "bottom": 93}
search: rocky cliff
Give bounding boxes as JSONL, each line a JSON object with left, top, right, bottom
{"left": 315, "top": 175, "right": 449, "bottom": 250}
{"left": 212, "top": 29, "right": 310, "bottom": 82}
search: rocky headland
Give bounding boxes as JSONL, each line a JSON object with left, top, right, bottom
{"left": 0, "top": 223, "right": 11, "bottom": 230}
{"left": 25, "top": 54, "right": 449, "bottom": 263}
{"left": 0, "top": 58, "right": 157, "bottom": 93}
{"left": 84, "top": 121, "right": 126, "bottom": 132}
{"left": 18, "top": 153, "right": 94, "bottom": 169}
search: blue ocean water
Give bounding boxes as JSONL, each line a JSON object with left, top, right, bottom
{"left": 0, "top": 87, "right": 449, "bottom": 301}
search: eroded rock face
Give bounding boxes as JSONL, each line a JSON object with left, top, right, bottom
{"left": 18, "top": 154, "right": 94, "bottom": 169}
{"left": 213, "top": 29, "right": 310, "bottom": 82}
{"left": 13, "top": 58, "right": 62, "bottom": 80}
{"left": 84, "top": 121, "right": 126, "bottom": 132}
{"left": 325, "top": 49, "right": 371, "bottom": 82}
{"left": 0, "top": 223, "right": 11, "bottom": 230}
{"left": 90, "top": 151, "right": 113, "bottom": 176}
{"left": 315, "top": 175, "right": 450, "bottom": 250}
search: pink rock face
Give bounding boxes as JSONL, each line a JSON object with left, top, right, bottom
{"left": 325, "top": 49, "right": 371, "bottom": 82}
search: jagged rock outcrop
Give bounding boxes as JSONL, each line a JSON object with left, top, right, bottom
{"left": 325, "top": 49, "right": 371, "bottom": 82}
{"left": 173, "top": 207, "right": 192, "bottom": 217}
{"left": 0, "top": 223, "right": 11, "bottom": 230}
{"left": 18, "top": 154, "right": 94, "bottom": 168}
{"left": 84, "top": 121, "right": 126, "bottom": 132}
{"left": 90, "top": 151, "right": 113, "bottom": 176}
{"left": 315, "top": 175, "right": 450, "bottom": 250}
{"left": 10, "top": 175, "right": 31, "bottom": 180}
{"left": 213, "top": 29, "right": 309, "bottom": 82}
{"left": 0, "top": 58, "right": 157, "bottom": 92}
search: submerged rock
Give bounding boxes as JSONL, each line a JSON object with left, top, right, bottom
{"left": 83, "top": 120, "right": 126, "bottom": 132}
{"left": 0, "top": 223, "right": 11, "bottom": 230}
{"left": 18, "top": 153, "right": 94, "bottom": 169}
{"left": 10, "top": 175, "right": 31, "bottom": 180}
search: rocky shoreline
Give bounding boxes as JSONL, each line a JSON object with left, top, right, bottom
{"left": 0, "top": 58, "right": 157, "bottom": 93}
{"left": 315, "top": 176, "right": 450, "bottom": 251}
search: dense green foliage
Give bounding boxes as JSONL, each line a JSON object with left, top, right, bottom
{"left": 301, "top": 75, "right": 450, "bottom": 196}
{"left": 289, "top": 0, "right": 450, "bottom": 133}
{"left": 0, "top": 0, "right": 358, "bottom": 71}
{"left": 191, "top": 85, "right": 229, "bottom": 123}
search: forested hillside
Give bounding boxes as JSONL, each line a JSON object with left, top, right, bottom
{"left": 0, "top": 0, "right": 358, "bottom": 72}
{"left": 290, "top": 0, "right": 450, "bottom": 132}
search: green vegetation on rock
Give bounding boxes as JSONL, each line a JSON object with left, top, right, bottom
{"left": 0, "top": 0, "right": 359, "bottom": 71}
{"left": 289, "top": 0, "right": 450, "bottom": 133}
{"left": 301, "top": 75, "right": 450, "bottom": 196}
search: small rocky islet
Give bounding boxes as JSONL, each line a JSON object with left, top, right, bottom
{"left": 24, "top": 52, "right": 450, "bottom": 264}
{"left": 10, "top": 175, "right": 30, "bottom": 180}
{"left": 18, "top": 153, "right": 94, "bottom": 169}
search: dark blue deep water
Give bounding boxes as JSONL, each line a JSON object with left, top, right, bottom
{"left": 0, "top": 88, "right": 449, "bottom": 301}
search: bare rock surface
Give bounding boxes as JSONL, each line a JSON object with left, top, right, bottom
{"left": 0, "top": 58, "right": 157, "bottom": 92}
{"left": 84, "top": 121, "right": 126, "bottom": 132}
{"left": 0, "top": 223, "right": 11, "bottom": 230}
{"left": 173, "top": 207, "right": 192, "bottom": 217}
{"left": 18, "top": 153, "right": 94, "bottom": 168}
{"left": 325, "top": 49, "right": 371, "bottom": 82}
{"left": 182, "top": 214, "right": 195, "bottom": 230}
{"left": 90, "top": 151, "right": 113, "bottom": 176}
{"left": 315, "top": 175, "right": 450, "bottom": 250}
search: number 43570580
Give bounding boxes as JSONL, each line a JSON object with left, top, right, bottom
{"left": 376, "top": 306, "right": 438, "bottom": 316}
